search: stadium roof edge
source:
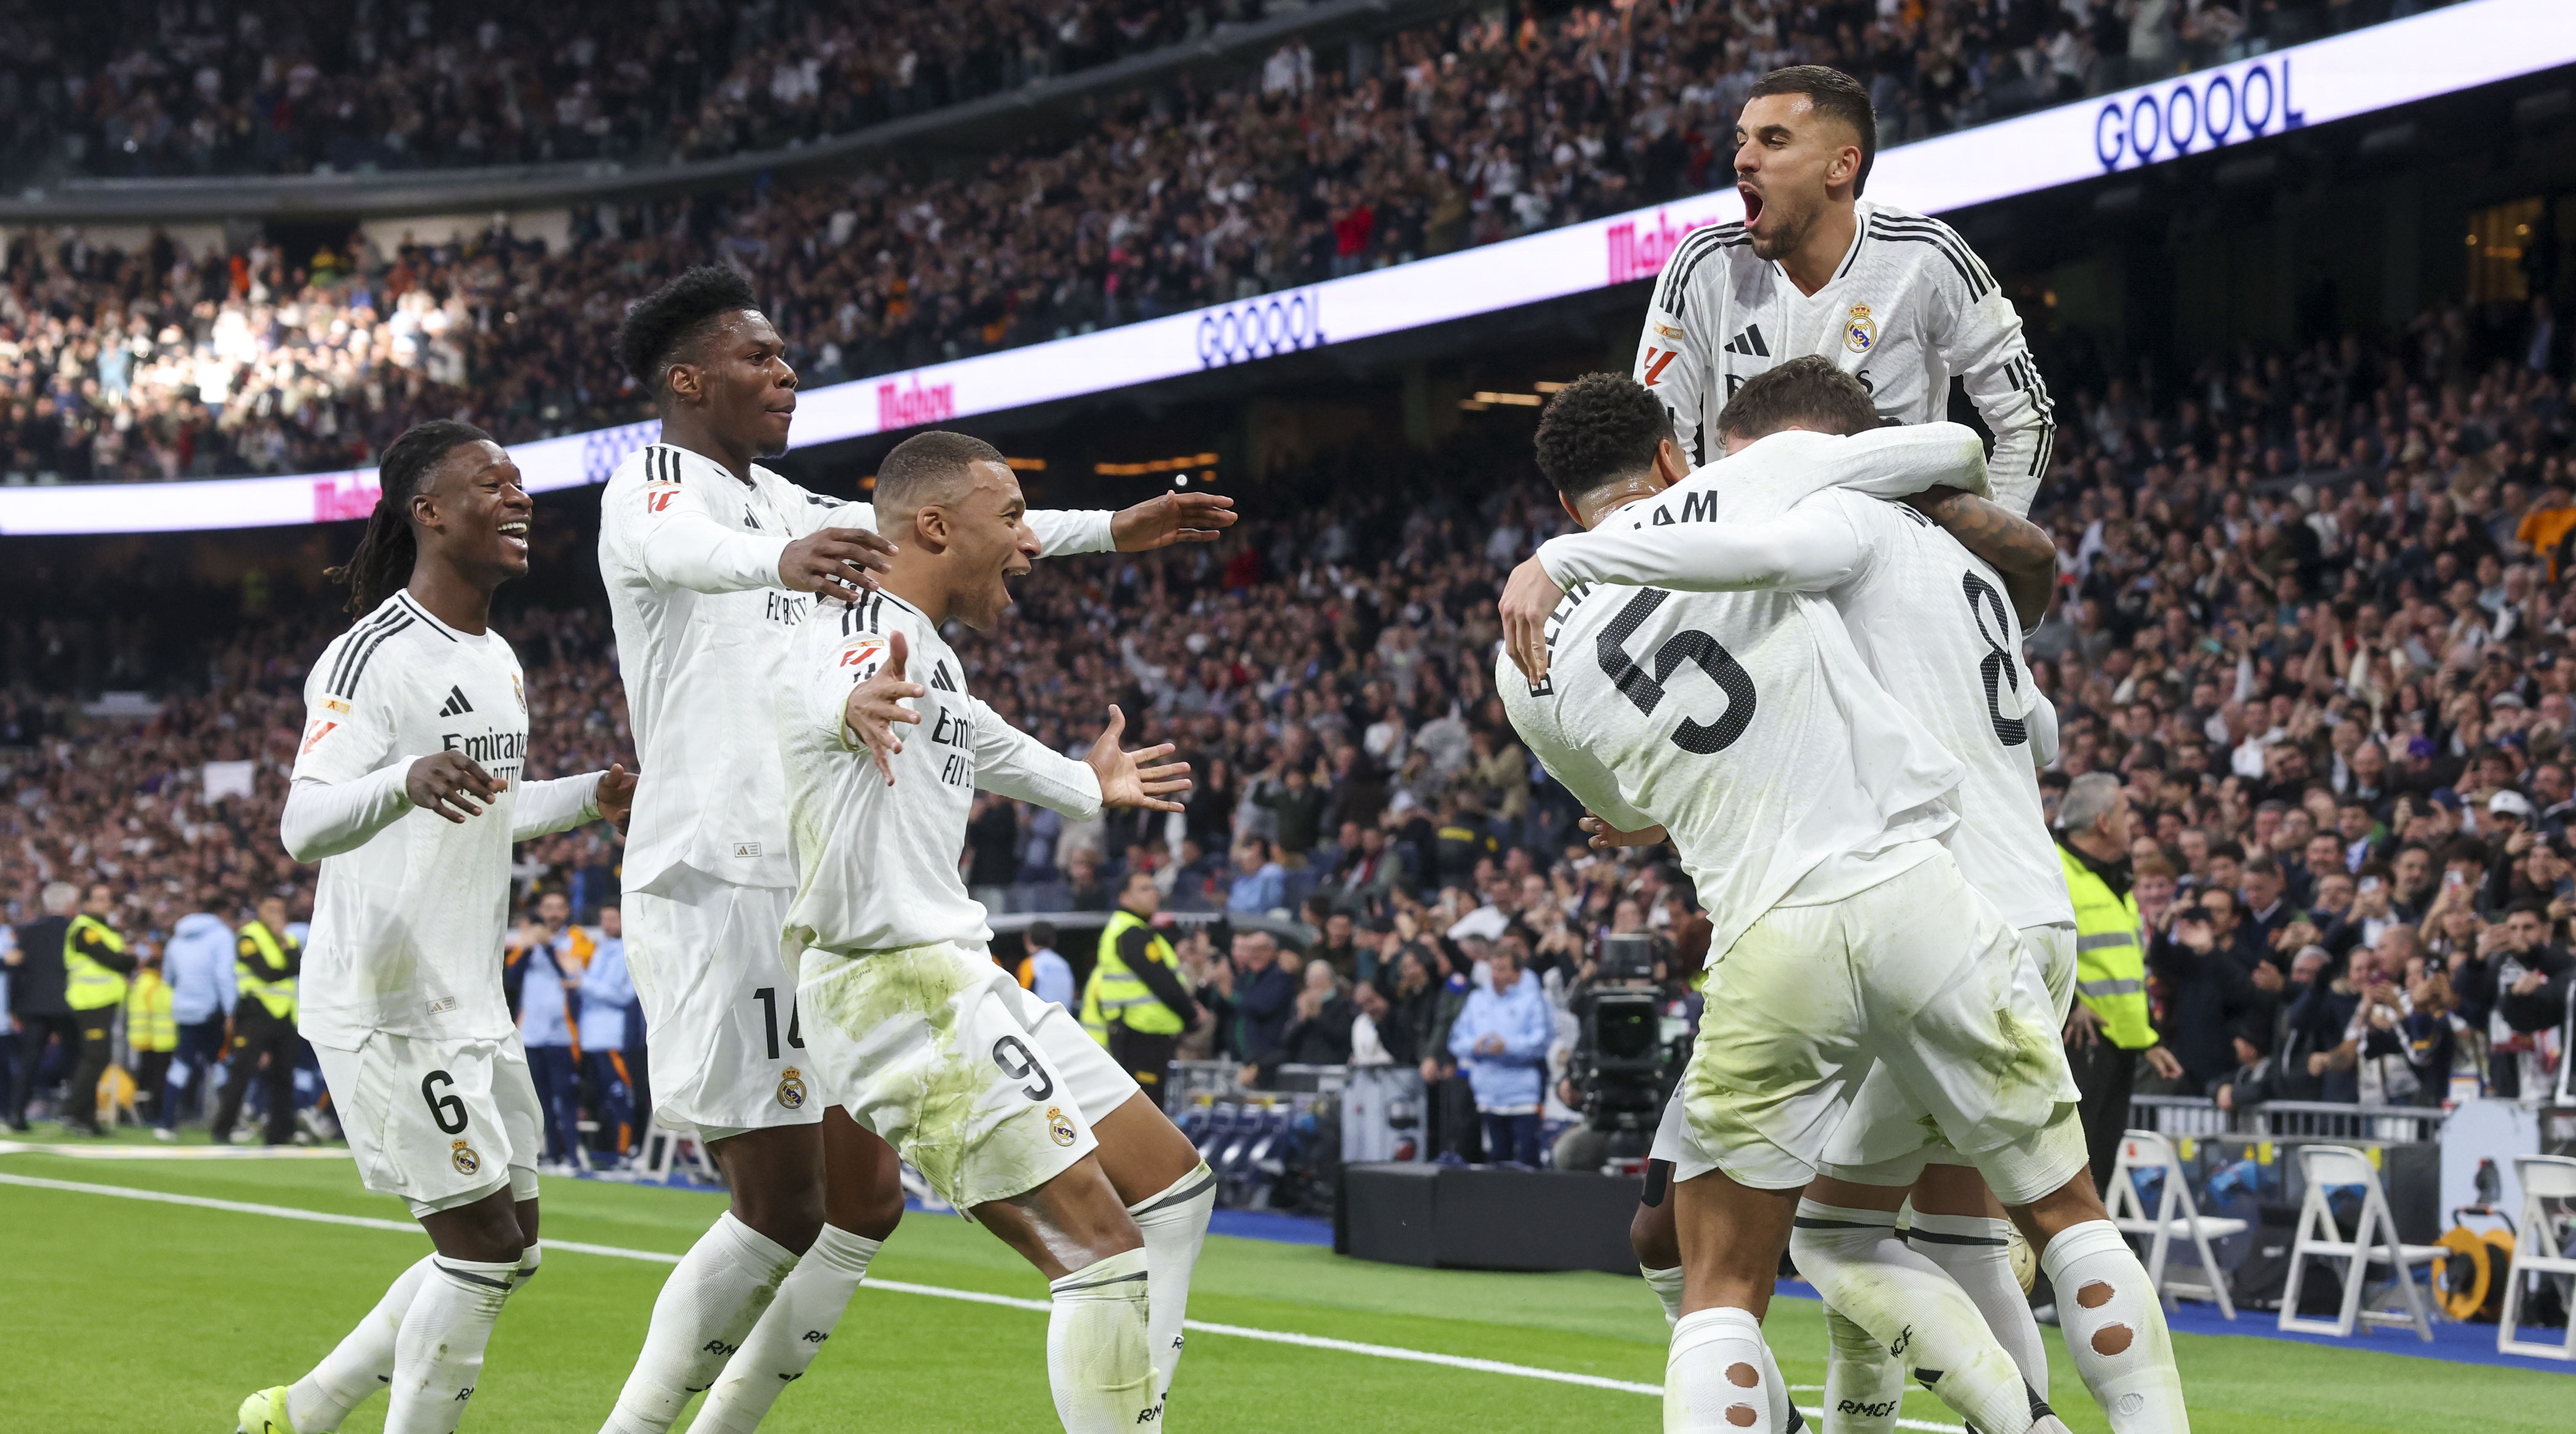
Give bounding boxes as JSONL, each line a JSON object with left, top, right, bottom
{"left": 0, "top": 0, "right": 1477, "bottom": 225}
{"left": 4, "top": 0, "right": 2572, "bottom": 538}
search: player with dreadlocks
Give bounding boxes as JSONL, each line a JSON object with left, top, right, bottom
{"left": 237, "top": 420, "right": 638, "bottom": 1434}
{"left": 593, "top": 267, "right": 1230, "bottom": 1434}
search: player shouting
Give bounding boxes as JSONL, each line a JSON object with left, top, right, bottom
{"left": 1637, "top": 65, "right": 2056, "bottom": 516}
{"left": 779, "top": 429, "right": 1199, "bottom": 1429}
{"left": 594, "top": 269, "right": 1229, "bottom": 1434}
{"left": 238, "top": 420, "right": 636, "bottom": 1434}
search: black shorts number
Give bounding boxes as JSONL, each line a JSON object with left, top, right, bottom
{"left": 990, "top": 1035, "right": 1054, "bottom": 1102}
{"left": 752, "top": 987, "right": 806, "bottom": 1061}
{"left": 421, "top": 1070, "right": 468, "bottom": 1135}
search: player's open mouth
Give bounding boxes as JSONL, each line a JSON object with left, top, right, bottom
{"left": 498, "top": 519, "right": 530, "bottom": 554}
{"left": 1740, "top": 183, "right": 1764, "bottom": 229}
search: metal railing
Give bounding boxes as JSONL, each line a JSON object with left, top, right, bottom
{"left": 2125, "top": 1094, "right": 2451, "bottom": 1144}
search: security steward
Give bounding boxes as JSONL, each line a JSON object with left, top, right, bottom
{"left": 212, "top": 894, "right": 303, "bottom": 1146}
{"left": 8, "top": 882, "right": 101, "bottom": 1132}
{"left": 1082, "top": 869, "right": 1198, "bottom": 1109}
{"left": 2056, "top": 773, "right": 2185, "bottom": 1190}
{"left": 124, "top": 942, "right": 179, "bottom": 1131}
{"left": 57, "top": 883, "right": 138, "bottom": 1135}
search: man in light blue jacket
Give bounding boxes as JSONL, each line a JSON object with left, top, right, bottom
{"left": 1446, "top": 936, "right": 1554, "bottom": 1165}
{"left": 159, "top": 896, "right": 237, "bottom": 1136}
{"left": 572, "top": 907, "right": 637, "bottom": 1163}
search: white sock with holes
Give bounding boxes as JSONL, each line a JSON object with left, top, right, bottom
{"left": 600, "top": 1213, "right": 802, "bottom": 1434}
{"left": 1908, "top": 1211, "right": 2047, "bottom": 1397}
{"left": 2038, "top": 1220, "right": 2188, "bottom": 1433}
{"left": 1666, "top": 1306, "right": 1778, "bottom": 1432}
{"left": 1642, "top": 1264, "right": 1687, "bottom": 1326}
{"left": 683, "top": 1224, "right": 880, "bottom": 1434}
{"left": 288, "top": 1255, "right": 434, "bottom": 1431}
{"left": 1790, "top": 1200, "right": 2046, "bottom": 1434}
{"left": 383, "top": 1256, "right": 516, "bottom": 1434}
{"left": 1823, "top": 1303, "right": 1905, "bottom": 1434}
{"left": 1129, "top": 1162, "right": 1216, "bottom": 1414}
{"left": 1046, "top": 1248, "right": 1157, "bottom": 1434}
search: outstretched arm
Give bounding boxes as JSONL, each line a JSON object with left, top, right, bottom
{"left": 1907, "top": 489, "right": 2057, "bottom": 627}
{"left": 971, "top": 697, "right": 1105, "bottom": 820}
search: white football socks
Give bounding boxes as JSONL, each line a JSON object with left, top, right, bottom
{"left": 1642, "top": 1264, "right": 1687, "bottom": 1326}
{"left": 1045, "top": 1248, "right": 1158, "bottom": 1434}
{"left": 683, "top": 1224, "right": 881, "bottom": 1434}
{"left": 287, "top": 1254, "right": 435, "bottom": 1431}
{"left": 601, "top": 1213, "right": 801, "bottom": 1434}
{"left": 1790, "top": 1200, "right": 2048, "bottom": 1434}
{"left": 1128, "top": 1162, "right": 1216, "bottom": 1413}
{"left": 514, "top": 1241, "right": 544, "bottom": 1289}
{"left": 1908, "top": 1211, "right": 2047, "bottom": 1397}
{"left": 2038, "top": 1220, "right": 2190, "bottom": 1433}
{"left": 383, "top": 1256, "right": 517, "bottom": 1434}
{"left": 1823, "top": 1304, "right": 1906, "bottom": 1434}
{"left": 1665, "top": 1306, "right": 1782, "bottom": 1432}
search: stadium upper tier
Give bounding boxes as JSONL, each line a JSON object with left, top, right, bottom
{"left": 0, "top": 0, "right": 2517, "bottom": 490}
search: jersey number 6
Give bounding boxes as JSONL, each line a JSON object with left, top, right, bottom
{"left": 421, "top": 1070, "right": 468, "bottom": 1135}
{"left": 1597, "top": 588, "right": 1757, "bottom": 754}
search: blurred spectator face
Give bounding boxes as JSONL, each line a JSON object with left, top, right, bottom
{"left": 2134, "top": 869, "right": 2177, "bottom": 924}
{"left": 2314, "top": 873, "right": 2354, "bottom": 913}
{"left": 2291, "top": 947, "right": 2329, "bottom": 986}
{"left": 2536, "top": 765, "right": 2573, "bottom": 808}
{"left": 2337, "top": 803, "right": 2373, "bottom": 842}
{"left": 1325, "top": 911, "right": 1352, "bottom": 946}
{"left": 1235, "top": 930, "right": 1276, "bottom": 971}
{"left": 2242, "top": 865, "right": 2283, "bottom": 913}
{"left": 2177, "top": 828, "right": 2209, "bottom": 872}
{"left": 2303, "top": 834, "right": 2345, "bottom": 878}
{"left": 1488, "top": 941, "right": 1523, "bottom": 990}
{"left": 1336, "top": 821, "right": 1362, "bottom": 851}
{"left": 2208, "top": 853, "right": 2242, "bottom": 895}
{"left": 1303, "top": 958, "right": 1335, "bottom": 994}
{"left": 2393, "top": 846, "right": 2431, "bottom": 896}
{"left": 601, "top": 906, "right": 621, "bottom": 939}
{"left": 2352, "top": 745, "right": 2386, "bottom": 785}
{"left": 1611, "top": 898, "right": 1644, "bottom": 935}
{"left": 1394, "top": 952, "right": 1429, "bottom": 995}
{"left": 1519, "top": 874, "right": 1549, "bottom": 913}
{"left": 1354, "top": 980, "right": 1388, "bottom": 1018}
{"left": 1274, "top": 938, "right": 1304, "bottom": 973}
{"left": 2201, "top": 887, "right": 2240, "bottom": 936}
{"left": 539, "top": 891, "right": 569, "bottom": 930}
{"left": 2505, "top": 908, "right": 2549, "bottom": 953}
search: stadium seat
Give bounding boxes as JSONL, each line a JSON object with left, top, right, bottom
{"left": 2107, "top": 1129, "right": 2249, "bottom": 1319}
{"left": 2498, "top": 1154, "right": 2576, "bottom": 1361}
{"left": 2279, "top": 1144, "right": 2443, "bottom": 1341}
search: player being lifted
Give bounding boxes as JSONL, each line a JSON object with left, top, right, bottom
{"left": 595, "top": 269, "right": 1227, "bottom": 1434}
{"left": 780, "top": 430, "right": 1192, "bottom": 1431}
{"left": 1638, "top": 65, "right": 2056, "bottom": 516}
{"left": 1501, "top": 376, "right": 2187, "bottom": 1434}
{"left": 1501, "top": 364, "right": 2190, "bottom": 1433}
{"left": 238, "top": 421, "right": 637, "bottom": 1434}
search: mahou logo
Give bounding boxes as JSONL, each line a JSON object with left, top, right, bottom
{"left": 312, "top": 470, "right": 383, "bottom": 522}
{"left": 1605, "top": 211, "right": 1723, "bottom": 285}
{"left": 877, "top": 376, "right": 956, "bottom": 432}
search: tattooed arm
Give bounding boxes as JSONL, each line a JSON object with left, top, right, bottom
{"left": 1905, "top": 489, "right": 2058, "bottom": 628}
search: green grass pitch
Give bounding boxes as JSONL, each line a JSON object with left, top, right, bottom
{"left": 0, "top": 1147, "right": 2563, "bottom": 1433}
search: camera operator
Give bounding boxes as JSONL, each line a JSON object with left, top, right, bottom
{"left": 1549, "top": 928, "right": 1698, "bottom": 1174}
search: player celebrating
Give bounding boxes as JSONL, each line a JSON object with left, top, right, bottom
{"left": 1501, "top": 375, "right": 2186, "bottom": 1434}
{"left": 780, "top": 429, "right": 1191, "bottom": 1431}
{"left": 1506, "top": 364, "right": 2188, "bottom": 1433}
{"left": 1637, "top": 65, "right": 2057, "bottom": 515}
{"left": 595, "top": 268, "right": 1229, "bottom": 1434}
{"left": 238, "top": 421, "right": 636, "bottom": 1434}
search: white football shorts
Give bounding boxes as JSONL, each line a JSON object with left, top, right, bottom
{"left": 994, "top": 966, "right": 1143, "bottom": 1122}
{"left": 798, "top": 941, "right": 1099, "bottom": 1210}
{"left": 1649, "top": 851, "right": 2083, "bottom": 1204}
{"left": 317, "top": 1030, "right": 543, "bottom": 1218}
{"left": 623, "top": 867, "right": 824, "bottom": 1136}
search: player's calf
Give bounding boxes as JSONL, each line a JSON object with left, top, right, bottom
{"left": 1997, "top": 1158, "right": 2189, "bottom": 1434}
{"left": 977, "top": 1157, "right": 1156, "bottom": 1434}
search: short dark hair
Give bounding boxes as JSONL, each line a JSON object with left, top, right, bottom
{"left": 1533, "top": 372, "right": 1673, "bottom": 499}
{"left": 615, "top": 264, "right": 761, "bottom": 395}
{"left": 875, "top": 430, "right": 1006, "bottom": 516}
{"left": 1027, "top": 921, "right": 1058, "bottom": 951}
{"left": 1715, "top": 356, "right": 1878, "bottom": 442}
{"left": 1750, "top": 65, "right": 1878, "bottom": 195}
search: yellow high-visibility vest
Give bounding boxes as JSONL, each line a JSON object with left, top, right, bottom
{"left": 125, "top": 969, "right": 177, "bottom": 1052}
{"left": 63, "top": 914, "right": 129, "bottom": 1012}
{"left": 1081, "top": 909, "right": 1184, "bottom": 1045}
{"left": 2059, "top": 845, "right": 2157, "bottom": 1050}
{"left": 236, "top": 921, "right": 298, "bottom": 1021}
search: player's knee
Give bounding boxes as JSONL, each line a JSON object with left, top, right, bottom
{"left": 735, "top": 1186, "right": 828, "bottom": 1254}
{"left": 830, "top": 1176, "right": 905, "bottom": 1241}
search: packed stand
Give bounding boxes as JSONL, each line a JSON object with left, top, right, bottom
{"left": 1, "top": 0, "right": 1209, "bottom": 186}
{"left": 3, "top": 0, "right": 2454, "bottom": 485}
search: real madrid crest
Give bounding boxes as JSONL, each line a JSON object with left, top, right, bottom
{"left": 1844, "top": 303, "right": 1878, "bottom": 355}
{"left": 1046, "top": 1105, "right": 1078, "bottom": 1148}
{"left": 451, "top": 1139, "right": 482, "bottom": 1176}
{"left": 777, "top": 1066, "right": 809, "bottom": 1109}
{"left": 512, "top": 672, "right": 527, "bottom": 712}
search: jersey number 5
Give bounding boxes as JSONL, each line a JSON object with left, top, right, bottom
{"left": 1961, "top": 572, "right": 2028, "bottom": 746}
{"left": 1597, "top": 589, "right": 1757, "bottom": 754}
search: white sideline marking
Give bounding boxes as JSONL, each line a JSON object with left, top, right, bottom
{"left": 0, "top": 1138, "right": 351, "bottom": 1160}
{"left": 0, "top": 1170, "right": 1963, "bottom": 1429}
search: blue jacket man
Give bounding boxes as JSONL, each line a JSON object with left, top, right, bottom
{"left": 1446, "top": 942, "right": 1554, "bottom": 1165}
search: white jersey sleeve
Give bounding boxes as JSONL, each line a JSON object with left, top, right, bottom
{"left": 608, "top": 445, "right": 792, "bottom": 594}
{"left": 1931, "top": 262, "right": 2056, "bottom": 519}
{"left": 1537, "top": 491, "right": 1867, "bottom": 596}
{"left": 813, "top": 498, "right": 1116, "bottom": 559}
{"left": 510, "top": 773, "right": 604, "bottom": 840}
{"left": 969, "top": 700, "right": 1104, "bottom": 819}
{"left": 1633, "top": 222, "right": 1748, "bottom": 469}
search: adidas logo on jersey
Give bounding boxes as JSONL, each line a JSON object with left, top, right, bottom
{"left": 930, "top": 661, "right": 958, "bottom": 693}
{"left": 437, "top": 686, "right": 474, "bottom": 717}
{"left": 1722, "top": 324, "right": 1770, "bottom": 357}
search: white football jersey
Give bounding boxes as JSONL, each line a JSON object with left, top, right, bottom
{"left": 291, "top": 594, "right": 596, "bottom": 1047}
{"left": 599, "top": 442, "right": 1113, "bottom": 895}
{"left": 1634, "top": 198, "right": 2056, "bottom": 516}
{"left": 780, "top": 590, "right": 1105, "bottom": 955}
{"left": 1535, "top": 429, "right": 2073, "bottom": 931}
{"left": 1498, "top": 570, "right": 1962, "bottom": 969}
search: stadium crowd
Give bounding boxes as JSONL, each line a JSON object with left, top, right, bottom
{"left": 0, "top": 0, "right": 2452, "bottom": 484}
{"left": 7, "top": 264, "right": 2576, "bottom": 1148}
